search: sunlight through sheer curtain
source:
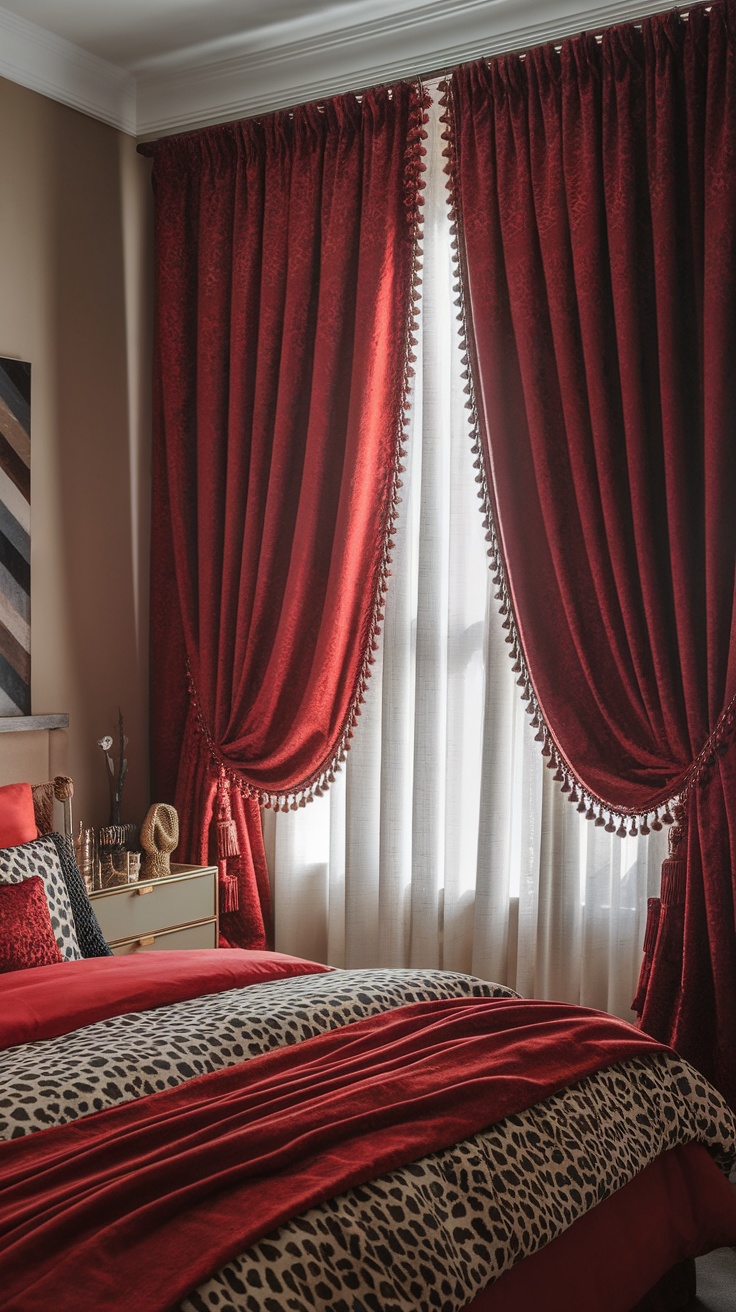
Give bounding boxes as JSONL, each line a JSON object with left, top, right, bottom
{"left": 263, "top": 84, "right": 668, "bottom": 1018}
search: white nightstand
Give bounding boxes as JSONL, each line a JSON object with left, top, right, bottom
{"left": 90, "top": 863, "right": 219, "bottom": 954}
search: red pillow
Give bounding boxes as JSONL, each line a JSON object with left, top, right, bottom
{"left": 0, "top": 876, "right": 64, "bottom": 973}
{"left": 0, "top": 782, "right": 38, "bottom": 847}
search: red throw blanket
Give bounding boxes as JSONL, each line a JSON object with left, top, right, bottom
{"left": 0, "top": 989, "right": 668, "bottom": 1312}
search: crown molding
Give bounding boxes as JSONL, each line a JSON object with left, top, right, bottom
{"left": 0, "top": 0, "right": 688, "bottom": 139}
{"left": 0, "top": 6, "right": 136, "bottom": 134}
{"left": 136, "top": 0, "right": 680, "bottom": 137}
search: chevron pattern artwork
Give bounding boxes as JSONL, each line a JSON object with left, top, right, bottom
{"left": 0, "top": 358, "right": 30, "bottom": 715}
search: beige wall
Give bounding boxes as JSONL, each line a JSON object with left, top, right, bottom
{"left": 0, "top": 77, "right": 153, "bottom": 831}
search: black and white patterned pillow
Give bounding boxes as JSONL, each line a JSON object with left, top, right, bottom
{"left": 0, "top": 835, "right": 82, "bottom": 961}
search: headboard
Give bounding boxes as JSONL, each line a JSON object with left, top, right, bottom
{"left": 31, "top": 777, "right": 74, "bottom": 840}
{"left": 0, "top": 715, "right": 71, "bottom": 838}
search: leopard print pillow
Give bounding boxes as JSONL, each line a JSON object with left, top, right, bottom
{"left": 0, "top": 834, "right": 82, "bottom": 961}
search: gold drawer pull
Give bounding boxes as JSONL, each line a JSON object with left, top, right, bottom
{"left": 137, "top": 934, "right": 156, "bottom": 948}
{"left": 137, "top": 886, "right": 153, "bottom": 896}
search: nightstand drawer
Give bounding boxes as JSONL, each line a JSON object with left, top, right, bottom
{"left": 109, "top": 919, "right": 218, "bottom": 955}
{"left": 91, "top": 866, "right": 217, "bottom": 945}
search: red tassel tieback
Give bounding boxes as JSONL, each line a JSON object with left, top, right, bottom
{"left": 218, "top": 818, "right": 239, "bottom": 859}
{"left": 219, "top": 864, "right": 239, "bottom": 914}
{"left": 216, "top": 769, "right": 239, "bottom": 912}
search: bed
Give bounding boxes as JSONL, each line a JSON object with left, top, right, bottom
{"left": 0, "top": 781, "right": 735, "bottom": 1312}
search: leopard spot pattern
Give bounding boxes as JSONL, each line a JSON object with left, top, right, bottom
{"left": 0, "top": 971, "right": 515, "bottom": 1137}
{"left": 0, "top": 968, "right": 733, "bottom": 1311}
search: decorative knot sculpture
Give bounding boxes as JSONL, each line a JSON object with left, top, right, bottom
{"left": 140, "top": 803, "right": 179, "bottom": 879}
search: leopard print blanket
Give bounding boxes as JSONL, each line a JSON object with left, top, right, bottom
{"left": 1, "top": 968, "right": 734, "bottom": 1311}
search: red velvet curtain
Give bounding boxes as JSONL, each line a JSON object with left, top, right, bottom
{"left": 448, "top": 5, "right": 736, "bottom": 1105}
{"left": 149, "top": 86, "right": 426, "bottom": 947}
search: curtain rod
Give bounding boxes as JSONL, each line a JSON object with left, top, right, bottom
{"left": 136, "top": 1, "right": 714, "bottom": 155}
{"left": 422, "top": 2, "right": 710, "bottom": 71}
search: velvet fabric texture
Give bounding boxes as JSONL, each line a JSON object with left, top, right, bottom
{"left": 0, "top": 877, "right": 63, "bottom": 974}
{"left": 448, "top": 6, "right": 736, "bottom": 1106}
{"left": 0, "top": 996, "right": 668, "bottom": 1311}
{"left": 149, "top": 84, "right": 425, "bottom": 946}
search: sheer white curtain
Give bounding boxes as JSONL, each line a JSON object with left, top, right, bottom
{"left": 263, "top": 85, "right": 667, "bottom": 1018}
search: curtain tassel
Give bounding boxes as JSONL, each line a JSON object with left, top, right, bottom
{"left": 632, "top": 896, "right": 661, "bottom": 1018}
{"left": 216, "top": 770, "right": 239, "bottom": 912}
{"left": 660, "top": 856, "right": 686, "bottom": 906}
{"left": 217, "top": 770, "right": 240, "bottom": 860}
{"left": 217, "top": 817, "right": 239, "bottom": 859}
{"left": 219, "top": 860, "right": 240, "bottom": 914}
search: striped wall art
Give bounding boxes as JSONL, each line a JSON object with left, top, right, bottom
{"left": 0, "top": 358, "right": 30, "bottom": 715}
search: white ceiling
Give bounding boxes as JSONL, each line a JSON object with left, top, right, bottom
{"left": 0, "top": 0, "right": 368, "bottom": 67}
{"left": 0, "top": 0, "right": 676, "bottom": 138}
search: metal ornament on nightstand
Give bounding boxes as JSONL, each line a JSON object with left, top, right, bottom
{"left": 75, "top": 824, "right": 97, "bottom": 893}
{"left": 97, "top": 823, "right": 140, "bottom": 887}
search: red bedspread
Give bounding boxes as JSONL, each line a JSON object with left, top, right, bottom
{"left": 0, "top": 986, "right": 668, "bottom": 1312}
{"left": 0, "top": 948, "right": 330, "bottom": 1049}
